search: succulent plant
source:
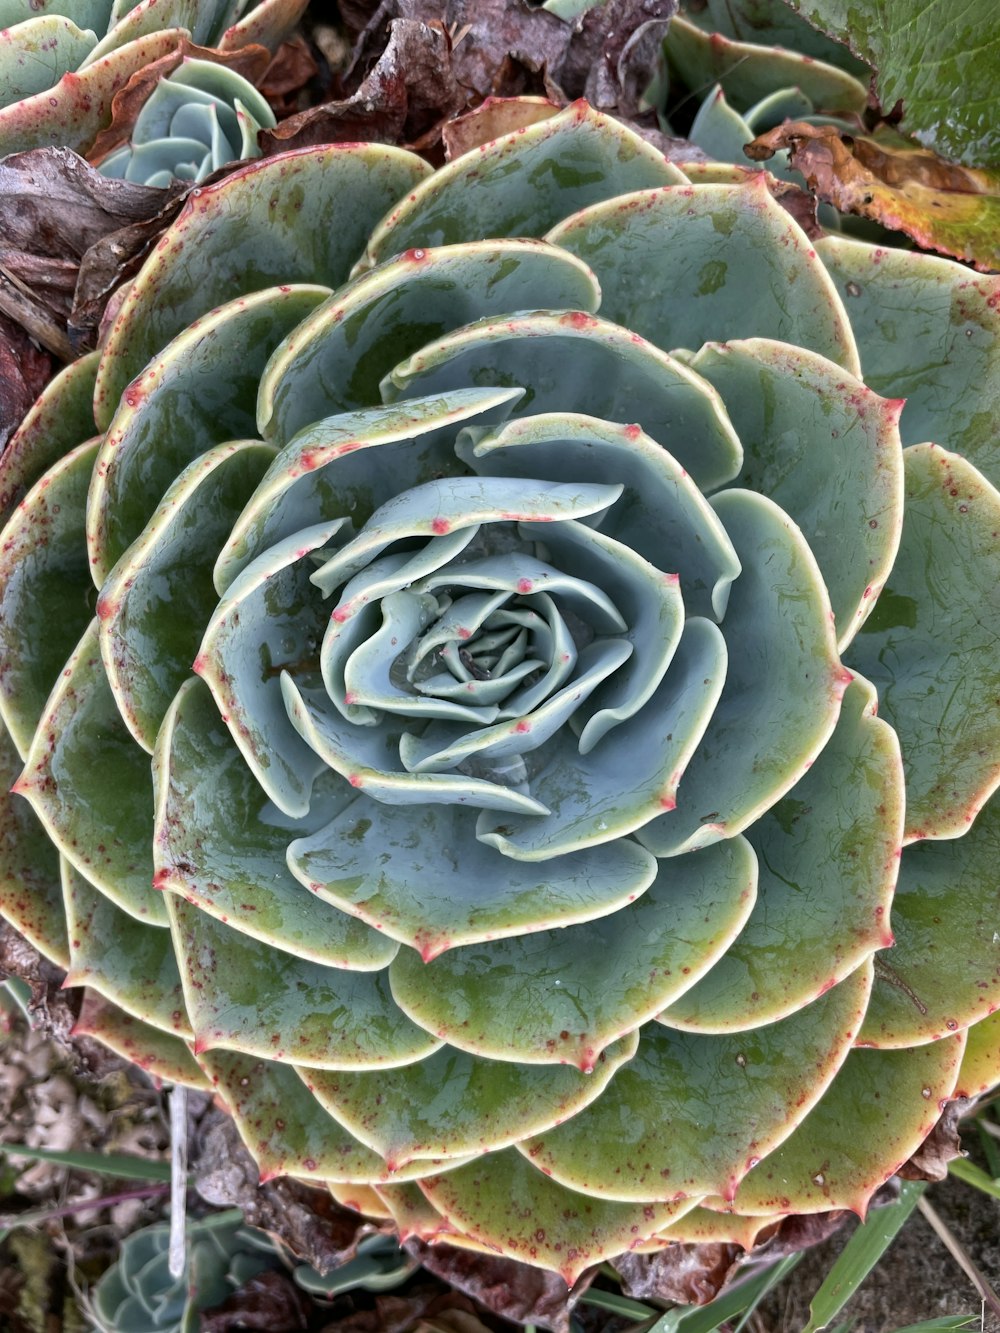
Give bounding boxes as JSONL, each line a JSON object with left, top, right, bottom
{"left": 2, "top": 102, "right": 999, "bottom": 1285}
{"left": 661, "top": 0, "right": 870, "bottom": 182}
{"left": 0, "top": 0, "right": 304, "bottom": 157}
{"left": 89, "top": 1211, "right": 275, "bottom": 1332}
{"left": 96, "top": 56, "right": 275, "bottom": 187}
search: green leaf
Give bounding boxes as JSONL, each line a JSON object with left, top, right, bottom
{"left": 1, "top": 1143, "right": 172, "bottom": 1181}
{"left": 800, "top": 1180, "right": 927, "bottom": 1333}
{"left": 787, "top": 0, "right": 1000, "bottom": 165}
{"left": 948, "top": 1157, "right": 1000, "bottom": 1200}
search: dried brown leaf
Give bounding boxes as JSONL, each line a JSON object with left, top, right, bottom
{"left": 898, "top": 1099, "right": 968, "bottom": 1182}
{"left": 194, "top": 1110, "right": 368, "bottom": 1273}
{"left": 746, "top": 121, "right": 1000, "bottom": 271}
{"left": 258, "top": 36, "right": 320, "bottom": 118}
{"left": 260, "top": 17, "right": 459, "bottom": 152}
{"left": 441, "top": 97, "right": 561, "bottom": 160}
{"left": 410, "top": 1241, "right": 589, "bottom": 1333}
{"left": 612, "top": 1241, "right": 741, "bottom": 1306}
{"left": 0, "top": 313, "right": 53, "bottom": 448}
{"left": 201, "top": 1269, "right": 310, "bottom": 1332}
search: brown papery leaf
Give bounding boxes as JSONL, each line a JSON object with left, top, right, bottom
{"left": 897, "top": 1099, "right": 968, "bottom": 1182}
{"left": 0, "top": 314, "right": 52, "bottom": 450}
{"left": 201, "top": 1270, "right": 309, "bottom": 1332}
{"left": 258, "top": 36, "right": 320, "bottom": 118}
{"left": 442, "top": 97, "right": 561, "bottom": 159}
{"left": 746, "top": 121, "right": 1000, "bottom": 272}
{"left": 412, "top": 1242, "right": 590, "bottom": 1333}
{"left": 271, "top": 0, "right": 679, "bottom": 156}
{"left": 87, "top": 39, "right": 272, "bottom": 166}
{"left": 194, "top": 1111, "right": 370, "bottom": 1273}
{"left": 612, "top": 1242, "right": 741, "bottom": 1306}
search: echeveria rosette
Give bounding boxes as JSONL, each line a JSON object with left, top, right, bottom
{"left": 0, "top": 0, "right": 304, "bottom": 156}
{"left": 2, "top": 103, "right": 1000, "bottom": 1284}
{"left": 96, "top": 56, "right": 275, "bottom": 186}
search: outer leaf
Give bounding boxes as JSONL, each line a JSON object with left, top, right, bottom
{"left": 303, "top": 1033, "right": 639, "bottom": 1166}
{"left": 169, "top": 895, "right": 439, "bottom": 1070}
{"left": 955, "top": 1010, "right": 1000, "bottom": 1099}
{"left": 548, "top": 176, "right": 861, "bottom": 376}
{"left": 846, "top": 445, "right": 1000, "bottom": 840}
{"left": 521, "top": 964, "right": 871, "bottom": 1203}
{"left": 388, "top": 835, "right": 756, "bottom": 1069}
{"left": 73, "top": 990, "right": 208, "bottom": 1089}
{"left": 418, "top": 1148, "right": 697, "bottom": 1283}
{"left": 658, "top": 676, "right": 901, "bottom": 1032}
{"left": 858, "top": 789, "right": 1000, "bottom": 1047}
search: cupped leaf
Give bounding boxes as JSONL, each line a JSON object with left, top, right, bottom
{"left": 388, "top": 835, "right": 756, "bottom": 1069}
{"left": 858, "top": 789, "right": 1000, "bottom": 1047}
{"left": 218, "top": 0, "right": 308, "bottom": 51}
{"left": 548, "top": 175, "right": 860, "bottom": 375}
{"left": 846, "top": 445, "right": 1000, "bottom": 840}
{"left": 199, "top": 1049, "right": 467, "bottom": 1184}
{"left": 664, "top": 14, "right": 868, "bottom": 114}
{"left": 258, "top": 240, "right": 601, "bottom": 444}
{"left": 0, "top": 353, "right": 97, "bottom": 525}
{"left": 0, "top": 441, "right": 99, "bottom": 756}
{"left": 955, "top": 1010, "right": 1000, "bottom": 1100}
{"left": 0, "top": 29, "right": 187, "bottom": 157}
{"left": 287, "top": 797, "right": 658, "bottom": 961}
{"left": 0, "top": 16, "right": 96, "bottom": 108}
{"left": 417, "top": 1148, "right": 696, "bottom": 1284}
{"left": 169, "top": 896, "right": 440, "bottom": 1070}
{"left": 460, "top": 413, "right": 741, "bottom": 621}
{"left": 816, "top": 236, "right": 1000, "bottom": 486}
{"left": 63, "top": 860, "right": 190, "bottom": 1037}
{"left": 218, "top": 388, "right": 521, "bottom": 593}
{"left": 685, "top": 0, "right": 871, "bottom": 76}
{"left": 154, "top": 677, "right": 398, "bottom": 969}
{"left": 98, "top": 440, "right": 274, "bottom": 751}
{"left": 384, "top": 312, "right": 743, "bottom": 494}
{"left": 362, "top": 102, "right": 685, "bottom": 269}
{"left": 304, "top": 1032, "right": 639, "bottom": 1167}
{"left": 689, "top": 338, "right": 904, "bottom": 649}
{"left": 73, "top": 990, "right": 208, "bottom": 1089}
{"left": 729, "top": 1037, "right": 965, "bottom": 1215}
{"left": 0, "top": 719, "right": 68, "bottom": 967}
{"left": 89, "top": 284, "right": 329, "bottom": 584}
{"left": 475, "top": 617, "right": 726, "bottom": 858}
{"left": 521, "top": 963, "right": 872, "bottom": 1202}
{"left": 195, "top": 522, "right": 340, "bottom": 819}
{"left": 14, "top": 620, "right": 164, "bottom": 924}
{"left": 639, "top": 489, "right": 847, "bottom": 856}
{"left": 95, "top": 144, "right": 432, "bottom": 419}
{"left": 658, "top": 676, "right": 902, "bottom": 1032}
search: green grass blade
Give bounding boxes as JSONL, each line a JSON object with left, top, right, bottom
{"left": 648, "top": 1255, "right": 803, "bottom": 1333}
{"left": 801, "top": 1181, "right": 927, "bottom": 1333}
{"left": 0, "top": 1143, "right": 172, "bottom": 1181}
{"left": 580, "top": 1288, "right": 660, "bottom": 1319}
{"left": 948, "top": 1156, "right": 1000, "bottom": 1199}
{"left": 888, "top": 1318, "right": 978, "bottom": 1332}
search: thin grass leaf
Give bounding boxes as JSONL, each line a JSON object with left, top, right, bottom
{"left": 0, "top": 1143, "right": 172, "bottom": 1180}
{"left": 581, "top": 1288, "right": 660, "bottom": 1319}
{"left": 801, "top": 1181, "right": 927, "bottom": 1333}
{"left": 887, "top": 1318, "right": 979, "bottom": 1332}
{"left": 647, "top": 1255, "right": 803, "bottom": 1333}
{"left": 948, "top": 1157, "right": 1000, "bottom": 1199}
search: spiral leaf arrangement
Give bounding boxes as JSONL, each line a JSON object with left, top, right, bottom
{"left": 2, "top": 103, "right": 999, "bottom": 1281}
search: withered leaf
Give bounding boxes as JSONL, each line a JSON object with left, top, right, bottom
{"left": 411, "top": 1241, "right": 589, "bottom": 1333}
{"left": 612, "top": 1241, "right": 741, "bottom": 1306}
{"left": 746, "top": 121, "right": 1000, "bottom": 272}
{"left": 194, "top": 1111, "right": 370, "bottom": 1273}
{"left": 897, "top": 1099, "right": 968, "bottom": 1182}
{"left": 258, "top": 36, "right": 320, "bottom": 118}
{"left": 272, "top": 0, "right": 683, "bottom": 156}
{"left": 0, "top": 312, "right": 53, "bottom": 450}
{"left": 201, "top": 1269, "right": 310, "bottom": 1332}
